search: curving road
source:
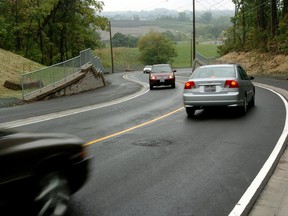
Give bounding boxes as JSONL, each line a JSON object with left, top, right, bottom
{"left": 0, "top": 69, "right": 287, "bottom": 216}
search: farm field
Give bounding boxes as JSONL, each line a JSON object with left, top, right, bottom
{"left": 95, "top": 42, "right": 219, "bottom": 72}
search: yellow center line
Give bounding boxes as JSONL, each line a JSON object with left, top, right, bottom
{"left": 83, "top": 107, "right": 184, "bottom": 146}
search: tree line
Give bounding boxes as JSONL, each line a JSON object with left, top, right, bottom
{"left": 0, "top": 0, "right": 108, "bottom": 65}
{"left": 219, "top": 0, "right": 288, "bottom": 55}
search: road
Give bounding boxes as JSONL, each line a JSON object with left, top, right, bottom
{"left": 0, "top": 69, "right": 287, "bottom": 216}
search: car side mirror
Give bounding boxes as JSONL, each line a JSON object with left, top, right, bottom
{"left": 173, "top": 69, "right": 177, "bottom": 72}
{"left": 250, "top": 76, "right": 254, "bottom": 80}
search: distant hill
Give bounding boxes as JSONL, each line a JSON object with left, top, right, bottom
{"left": 100, "top": 8, "right": 234, "bottom": 21}
{"left": 99, "top": 9, "right": 234, "bottom": 41}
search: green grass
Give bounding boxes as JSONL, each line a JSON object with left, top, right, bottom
{"left": 95, "top": 42, "right": 219, "bottom": 70}
{"left": 0, "top": 48, "right": 44, "bottom": 99}
{"left": 95, "top": 47, "right": 142, "bottom": 72}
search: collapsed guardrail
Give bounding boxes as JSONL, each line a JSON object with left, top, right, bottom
{"left": 21, "top": 48, "right": 103, "bottom": 100}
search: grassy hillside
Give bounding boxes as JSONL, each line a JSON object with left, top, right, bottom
{"left": 0, "top": 49, "right": 43, "bottom": 98}
{"left": 95, "top": 42, "right": 219, "bottom": 71}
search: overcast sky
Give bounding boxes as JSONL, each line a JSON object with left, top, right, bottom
{"left": 101, "top": 0, "right": 235, "bottom": 12}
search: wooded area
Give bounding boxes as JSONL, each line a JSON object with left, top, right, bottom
{"left": 1, "top": 1, "right": 288, "bottom": 66}
{"left": 220, "top": 0, "right": 288, "bottom": 55}
{"left": 0, "top": 0, "right": 108, "bottom": 65}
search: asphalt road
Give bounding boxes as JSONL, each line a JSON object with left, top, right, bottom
{"left": 0, "top": 69, "right": 287, "bottom": 215}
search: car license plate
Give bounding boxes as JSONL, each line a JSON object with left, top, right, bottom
{"left": 204, "top": 85, "right": 216, "bottom": 92}
{"left": 160, "top": 78, "right": 165, "bottom": 82}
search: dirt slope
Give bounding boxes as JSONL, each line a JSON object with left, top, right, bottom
{"left": 0, "top": 48, "right": 43, "bottom": 98}
{"left": 217, "top": 51, "right": 288, "bottom": 79}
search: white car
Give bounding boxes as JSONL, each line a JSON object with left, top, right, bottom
{"left": 143, "top": 65, "right": 152, "bottom": 73}
{"left": 183, "top": 64, "right": 255, "bottom": 117}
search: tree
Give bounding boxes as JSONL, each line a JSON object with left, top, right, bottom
{"left": 112, "top": 33, "right": 138, "bottom": 47}
{"left": 220, "top": 0, "right": 288, "bottom": 54}
{"left": 178, "top": 12, "right": 190, "bottom": 22}
{"left": 200, "top": 11, "right": 212, "bottom": 24}
{"left": 270, "top": 0, "right": 278, "bottom": 37}
{"left": 138, "top": 31, "right": 177, "bottom": 65}
{"left": 0, "top": 0, "right": 108, "bottom": 65}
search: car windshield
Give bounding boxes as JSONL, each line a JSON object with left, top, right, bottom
{"left": 151, "top": 65, "right": 171, "bottom": 73}
{"left": 191, "top": 67, "right": 236, "bottom": 79}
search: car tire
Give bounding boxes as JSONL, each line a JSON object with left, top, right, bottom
{"left": 150, "top": 85, "right": 153, "bottom": 90}
{"left": 239, "top": 96, "right": 247, "bottom": 115}
{"left": 186, "top": 107, "right": 195, "bottom": 117}
{"left": 34, "top": 173, "right": 70, "bottom": 216}
{"left": 171, "top": 83, "right": 175, "bottom": 89}
{"left": 249, "top": 93, "right": 255, "bottom": 107}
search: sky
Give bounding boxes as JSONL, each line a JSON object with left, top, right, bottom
{"left": 101, "top": 0, "right": 235, "bottom": 12}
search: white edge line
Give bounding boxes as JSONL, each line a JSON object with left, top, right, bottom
{"left": 229, "top": 83, "right": 288, "bottom": 216}
{"left": 0, "top": 74, "right": 150, "bottom": 129}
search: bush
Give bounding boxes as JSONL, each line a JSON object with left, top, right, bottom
{"left": 138, "top": 31, "right": 177, "bottom": 65}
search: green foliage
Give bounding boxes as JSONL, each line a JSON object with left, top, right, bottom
{"left": 219, "top": 0, "right": 288, "bottom": 54}
{"left": 138, "top": 31, "right": 177, "bottom": 65}
{"left": 112, "top": 33, "right": 139, "bottom": 48}
{"left": 200, "top": 11, "right": 212, "bottom": 24}
{"left": 0, "top": 0, "right": 108, "bottom": 65}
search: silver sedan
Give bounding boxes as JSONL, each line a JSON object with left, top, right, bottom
{"left": 183, "top": 64, "right": 255, "bottom": 117}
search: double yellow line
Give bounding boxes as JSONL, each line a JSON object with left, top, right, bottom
{"left": 84, "top": 107, "right": 183, "bottom": 146}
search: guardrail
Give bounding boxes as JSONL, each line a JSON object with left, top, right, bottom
{"left": 192, "top": 53, "right": 217, "bottom": 71}
{"left": 21, "top": 48, "right": 103, "bottom": 100}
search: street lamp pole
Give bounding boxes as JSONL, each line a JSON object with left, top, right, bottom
{"left": 108, "top": 21, "right": 114, "bottom": 73}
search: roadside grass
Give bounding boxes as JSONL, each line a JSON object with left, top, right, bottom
{"left": 174, "top": 42, "right": 219, "bottom": 68}
{"left": 0, "top": 48, "right": 44, "bottom": 99}
{"left": 95, "top": 47, "right": 142, "bottom": 72}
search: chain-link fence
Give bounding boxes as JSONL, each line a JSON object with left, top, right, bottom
{"left": 196, "top": 52, "right": 216, "bottom": 65}
{"left": 21, "top": 48, "right": 103, "bottom": 99}
{"left": 191, "top": 52, "right": 217, "bottom": 71}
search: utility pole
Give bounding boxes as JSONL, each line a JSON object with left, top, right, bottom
{"left": 192, "top": 0, "right": 196, "bottom": 62}
{"left": 109, "top": 21, "right": 114, "bottom": 73}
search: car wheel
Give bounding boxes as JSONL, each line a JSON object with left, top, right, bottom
{"left": 34, "top": 173, "right": 70, "bottom": 216}
{"left": 186, "top": 107, "right": 195, "bottom": 117}
{"left": 239, "top": 96, "right": 247, "bottom": 115}
{"left": 249, "top": 93, "right": 255, "bottom": 107}
{"left": 171, "top": 83, "right": 175, "bottom": 89}
{"left": 150, "top": 85, "right": 153, "bottom": 90}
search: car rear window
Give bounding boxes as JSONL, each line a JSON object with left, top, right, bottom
{"left": 192, "top": 67, "right": 236, "bottom": 79}
{"left": 0, "top": 130, "right": 13, "bottom": 138}
{"left": 151, "top": 65, "right": 171, "bottom": 73}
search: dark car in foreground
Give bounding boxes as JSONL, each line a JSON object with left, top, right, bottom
{"left": 0, "top": 129, "right": 90, "bottom": 216}
{"left": 183, "top": 64, "right": 255, "bottom": 117}
{"left": 149, "top": 64, "right": 176, "bottom": 90}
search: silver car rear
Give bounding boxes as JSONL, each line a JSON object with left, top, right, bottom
{"left": 183, "top": 64, "right": 255, "bottom": 116}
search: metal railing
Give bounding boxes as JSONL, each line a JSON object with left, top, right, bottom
{"left": 196, "top": 52, "right": 216, "bottom": 65}
{"left": 192, "top": 52, "right": 217, "bottom": 71}
{"left": 21, "top": 48, "right": 103, "bottom": 99}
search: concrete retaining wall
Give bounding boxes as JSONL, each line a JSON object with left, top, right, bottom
{"left": 24, "top": 64, "right": 105, "bottom": 102}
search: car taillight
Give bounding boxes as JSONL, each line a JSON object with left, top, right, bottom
{"left": 224, "top": 80, "right": 239, "bottom": 88}
{"left": 184, "top": 81, "right": 195, "bottom": 89}
{"left": 150, "top": 75, "right": 156, "bottom": 80}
